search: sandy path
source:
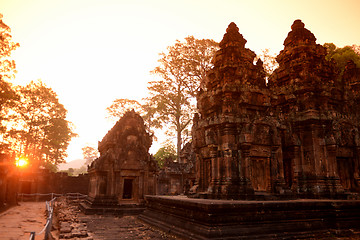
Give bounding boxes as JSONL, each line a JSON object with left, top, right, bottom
{"left": 0, "top": 202, "right": 47, "bottom": 240}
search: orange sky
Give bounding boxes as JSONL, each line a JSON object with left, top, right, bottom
{"left": 1, "top": 0, "right": 360, "bottom": 162}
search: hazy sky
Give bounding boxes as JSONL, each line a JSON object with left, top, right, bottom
{"left": 1, "top": 0, "right": 360, "bottom": 161}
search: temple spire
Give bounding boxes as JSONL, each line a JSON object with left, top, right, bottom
{"left": 219, "top": 22, "right": 247, "bottom": 49}
{"left": 283, "top": 19, "right": 316, "bottom": 47}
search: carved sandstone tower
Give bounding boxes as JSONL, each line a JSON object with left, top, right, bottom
{"left": 193, "top": 22, "right": 284, "bottom": 199}
{"left": 193, "top": 20, "right": 360, "bottom": 199}
{"left": 268, "top": 20, "right": 360, "bottom": 197}
{"left": 83, "top": 110, "right": 157, "bottom": 213}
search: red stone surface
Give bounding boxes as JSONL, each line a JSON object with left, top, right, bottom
{"left": 141, "top": 195, "right": 360, "bottom": 240}
{"left": 192, "top": 20, "right": 360, "bottom": 200}
{"left": 84, "top": 110, "right": 157, "bottom": 212}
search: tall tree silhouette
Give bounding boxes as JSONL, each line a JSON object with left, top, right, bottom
{"left": 147, "top": 36, "right": 218, "bottom": 162}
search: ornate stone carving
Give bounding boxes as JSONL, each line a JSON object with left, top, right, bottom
{"left": 193, "top": 22, "right": 280, "bottom": 199}
{"left": 85, "top": 110, "right": 157, "bottom": 210}
{"left": 193, "top": 20, "right": 360, "bottom": 199}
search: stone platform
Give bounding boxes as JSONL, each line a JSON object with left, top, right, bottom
{"left": 139, "top": 195, "right": 360, "bottom": 240}
{"left": 79, "top": 196, "right": 145, "bottom": 216}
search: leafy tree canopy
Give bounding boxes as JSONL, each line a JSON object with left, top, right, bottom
{"left": 153, "top": 141, "right": 177, "bottom": 168}
{"left": 255, "top": 49, "right": 279, "bottom": 78}
{"left": 82, "top": 144, "right": 99, "bottom": 165}
{"left": 106, "top": 98, "right": 143, "bottom": 122}
{"left": 324, "top": 43, "right": 360, "bottom": 73}
{"left": 0, "top": 14, "right": 20, "bottom": 80}
{"left": 0, "top": 14, "right": 19, "bottom": 151}
{"left": 60, "top": 166, "right": 87, "bottom": 176}
{"left": 106, "top": 98, "right": 160, "bottom": 139}
{"left": 5, "top": 80, "right": 76, "bottom": 170}
{"left": 148, "top": 36, "right": 218, "bottom": 161}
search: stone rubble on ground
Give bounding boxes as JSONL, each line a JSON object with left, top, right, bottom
{"left": 54, "top": 197, "right": 93, "bottom": 240}
{"left": 53, "top": 197, "right": 171, "bottom": 240}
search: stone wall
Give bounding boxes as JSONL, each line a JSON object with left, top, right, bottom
{"left": 18, "top": 170, "right": 89, "bottom": 198}
{"left": 0, "top": 153, "right": 18, "bottom": 208}
{"left": 158, "top": 142, "right": 196, "bottom": 195}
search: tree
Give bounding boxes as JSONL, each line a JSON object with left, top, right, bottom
{"left": 255, "top": 49, "right": 279, "bottom": 78}
{"left": 0, "top": 14, "right": 20, "bottom": 80}
{"left": 6, "top": 80, "right": 75, "bottom": 169}
{"left": 324, "top": 43, "right": 360, "bottom": 74}
{"left": 0, "top": 14, "right": 19, "bottom": 151}
{"left": 0, "top": 78, "right": 17, "bottom": 152}
{"left": 106, "top": 98, "right": 143, "bottom": 122}
{"left": 352, "top": 45, "right": 360, "bottom": 55}
{"left": 74, "top": 165, "right": 87, "bottom": 175}
{"left": 106, "top": 98, "right": 160, "bottom": 139}
{"left": 82, "top": 144, "right": 99, "bottom": 165}
{"left": 148, "top": 36, "right": 218, "bottom": 162}
{"left": 153, "top": 141, "right": 177, "bottom": 168}
{"left": 67, "top": 168, "right": 75, "bottom": 176}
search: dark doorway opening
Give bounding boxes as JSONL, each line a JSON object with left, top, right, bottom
{"left": 337, "top": 157, "right": 357, "bottom": 191}
{"left": 283, "top": 158, "right": 293, "bottom": 188}
{"left": 99, "top": 178, "right": 107, "bottom": 195}
{"left": 123, "top": 179, "right": 133, "bottom": 199}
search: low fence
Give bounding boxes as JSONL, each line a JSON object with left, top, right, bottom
{"left": 18, "top": 192, "right": 88, "bottom": 202}
{"left": 23, "top": 193, "right": 87, "bottom": 240}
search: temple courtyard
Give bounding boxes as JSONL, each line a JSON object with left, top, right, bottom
{"left": 0, "top": 200, "right": 171, "bottom": 240}
{"left": 1, "top": 199, "right": 360, "bottom": 239}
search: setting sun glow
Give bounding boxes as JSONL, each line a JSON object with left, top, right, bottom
{"left": 15, "top": 157, "right": 29, "bottom": 168}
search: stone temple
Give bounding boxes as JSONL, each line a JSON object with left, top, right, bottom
{"left": 140, "top": 20, "right": 360, "bottom": 239}
{"left": 192, "top": 20, "right": 360, "bottom": 199}
{"left": 81, "top": 110, "right": 157, "bottom": 214}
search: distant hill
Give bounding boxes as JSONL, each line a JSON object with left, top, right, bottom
{"left": 58, "top": 158, "right": 86, "bottom": 171}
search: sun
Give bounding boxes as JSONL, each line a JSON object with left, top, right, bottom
{"left": 15, "top": 156, "right": 29, "bottom": 168}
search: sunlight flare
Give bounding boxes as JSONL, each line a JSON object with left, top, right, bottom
{"left": 15, "top": 156, "right": 29, "bottom": 168}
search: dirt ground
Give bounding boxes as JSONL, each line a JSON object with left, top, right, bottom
{"left": 79, "top": 214, "right": 175, "bottom": 240}
{"left": 0, "top": 202, "right": 47, "bottom": 240}
{"left": 0, "top": 201, "right": 174, "bottom": 240}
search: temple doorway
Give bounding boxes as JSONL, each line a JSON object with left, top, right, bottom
{"left": 337, "top": 157, "right": 356, "bottom": 191}
{"left": 202, "top": 159, "right": 211, "bottom": 191}
{"left": 283, "top": 158, "right": 293, "bottom": 188}
{"left": 123, "top": 179, "right": 133, "bottom": 199}
{"left": 250, "top": 157, "right": 270, "bottom": 191}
